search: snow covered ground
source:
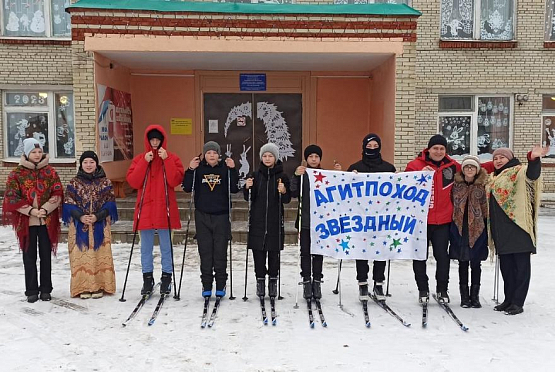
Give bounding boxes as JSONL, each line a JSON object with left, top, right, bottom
{"left": 1, "top": 212, "right": 555, "bottom": 372}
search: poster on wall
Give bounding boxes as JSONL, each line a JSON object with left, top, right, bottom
{"left": 97, "top": 84, "right": 134, "bottom": 162}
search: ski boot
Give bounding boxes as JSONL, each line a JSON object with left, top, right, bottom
{"left": 358, "top": 281, "right": 369, "bottom": 301}
{"left": 141, "top": 272, "right": 155, "bottom": 296}
{"left": 302, "top": 279, "right": 312, "bottom": 300}
{"left": 470, "top": 284, "right": 481, "bottom": 308}
{"left": 460, "top": 285, "right": 471, "bottom": 308}
{"left": 215, "top": 286, "right": 226, "bottom": 298}
{"left": 373, "top": 281, "right": 386, "bottom": 302}
{"left": 160, "top": 272, "right": 172, "bottom": 295}
{"left": 256, "top": 278, "right": 265, "bottom": 298}
{"left": 268, "top": 277, "right": 278, "bottom": 299}
{"left": 312, "top": 280, "right": 322, "bottom": 300}
{"left": 419, "top": 290, "right": 429, "bottom": 304}
{"left": 436, "top": 289, "right": 450, "bottom": 304}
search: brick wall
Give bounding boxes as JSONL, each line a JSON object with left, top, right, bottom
{"left": 413, "top": 0, "right": 555, "bottom": 192}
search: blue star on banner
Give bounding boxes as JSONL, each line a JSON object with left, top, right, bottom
{"left": 417, "top": 174, "right": 428, "bottom": 185}
{"left": 340, "top": 239, "right": 350, "bottom": 251}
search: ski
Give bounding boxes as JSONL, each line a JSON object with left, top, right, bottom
{"left": 147, "top": 293, "right": 168, "bottom": 326}
{"left": 422, "top": 302, "right": 428, "bottom": 328}
{"left": 361, "top": 300, "right": 371, "bottom": 328}
{"left": 122, "top": 283, "right": 160, "bottom": 327}
{"left": 432, "top": 294, "right": 469, "bottom": 332}
{"left": 306, "top": 299, "right": 315, "bottom": 328}
{"left": 314, "top": 299, "right": 327, "bottom": 327}
{"left": 270, "top": 297, "right": 277, "bottom": 326}
{"left": 259, "top": 297, "right": 268, "bottom": 325}
{"left": 370, "top": 295, "right": 411, "bottom": 327}
{"left": 207, "top": 297, "right": 222, "bottom": 328}
{"left": 200, "top": 297, "right": 210, "bottom": 328}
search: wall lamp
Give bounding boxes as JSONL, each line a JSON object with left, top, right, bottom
{"left": 515, "top": 94, "right": 528, "bottom": 106}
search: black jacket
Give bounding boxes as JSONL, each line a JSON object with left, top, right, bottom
{"left": 347, "top": 154, "right": 396, "bottom": 174}
{"left": 489, "top": 156, "right": 541, "bottom": 255}
{"left": 244, "top": 161, "right": 291, "bottom": 251}
{"left": 182, "top": 159, "right": 239, "bottom": 215}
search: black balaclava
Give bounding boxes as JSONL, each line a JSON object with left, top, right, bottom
{"left": 362, "top": 133, "right": 382, "bottom": 159}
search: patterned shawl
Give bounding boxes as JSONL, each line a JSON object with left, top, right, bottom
{"left": 486, "top": 163, "right": 542, "bottom": 250}
{"left": 1, "top": 155, "right": 63, "bottom": 253}
{"left": 452, "top": 169, "right": 488, "bottom": 248}
{"left": 62, "top": 167, "right": 118, "bottom": 251}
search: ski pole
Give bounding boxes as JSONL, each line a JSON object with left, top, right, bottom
{"left": 228, "top": 167, "right": 236, "bottom": 300}
{"left": 176, "top": 168, "right": 195, "bottom": 300}
{"left": 277, "top": 178, "right": 284, "bottom": 300}
{"left": 162, "top": 162, "right": 178, "bottom": 298}
{"left": 120, "top": 163, "right": 151, "bottom": 302}
{"left": 242, "top": 188, "right": 252, "bottom": 301}
{"left": 492, "top": 254, "right": 500, "bottom": 304}
{"left": 337, "top": 260, "right": 343, "bottom": 308}
{"left": 294, "top": 168, "right": 304, "bottom": 309}
{"left": 332, "top": 260, "right": 343, "bottom": 295}
{"left": 386, "top": 260, "right": 392, "bottom": 297}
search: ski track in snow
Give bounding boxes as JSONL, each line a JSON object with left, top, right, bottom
{"left": 1, "top": 213, "right": 555, "bottom": 371}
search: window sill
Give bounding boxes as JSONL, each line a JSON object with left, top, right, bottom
{"left": 545, "top": 42, "right": 555, "bottom": 49}
{"left": 541, "top": 160, "right": 555, "bottom": 167}
{"left": 0, "top": 37, "right": 71, "bottom": 46}
{"left": 2, "top": 159, "right": 76, "bottom": 167}
{"left": 439, "top": 40, "right": 517, "bottom": 49}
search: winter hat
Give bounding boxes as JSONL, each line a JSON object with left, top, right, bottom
{"left": 203, "top": 141, "right": 221, "bottom": 156}
{"left": 23, "top": 138, "right": 42, "bottom": 158}
{"left": 260, "top": 143, "right": 279, "bottom": 162}
{"left": 492, "top": 147, "right": 514, "bottom": 161}
{"left": 427, "top": 134, "right": 448, "bottom": 149}
{"left": 79, "top": 151, "right": 99, "bottom": 167}
{"left": 147, "top": 128, "right": 164, "bottom": 142}
{"left": 461, "top": 155, "right": 480, "bottom": 171}
{"left": 362, "top": 133, "right": 382, "bottom": 159}
{"left": 304, "top": 144, "right": 322, "bottom": 161}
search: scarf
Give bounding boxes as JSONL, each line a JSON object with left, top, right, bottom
{"left": 452, "top": 169, "right": 488, "bottom": 248}
{"left": 486, "top": 162, "right": 542, "bottom": 250}
{"left": 62, "top": 167, "right": 118, "bottom": 251}
{"left": 1, "top": 155, "right": 63, "bottom": 253}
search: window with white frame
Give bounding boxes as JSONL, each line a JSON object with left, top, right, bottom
{"left": 547, "top": 0, "right": 555, "bottom": 41}
{"left": 440, "top": 0, "right": 515, "bottom": 40}
{"left": 438, "top": 95, "right": 512, "bottom": 160}
{"left": 1, "top": 0, "right": 70, "bottom": 38}
{"left": 3, "top": 91, "right": 75, "bottom": 160}
{"left": 542, "top": 95, "right": 555, "bottom": 158}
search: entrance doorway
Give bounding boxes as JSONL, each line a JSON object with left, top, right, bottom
{"left": 203, "top": 93, "right": 302, "bottom": 187}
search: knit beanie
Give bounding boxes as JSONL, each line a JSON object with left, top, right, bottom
{"left": 461, "top": 155, "right": 480, "bottom": 171}
{"left": 362, "top": 133, "right": 381, "bottom": 158}
{"left": 203, "top": 141, "right": 221, "bottom": 156}
{"left": 259, "top": 143, "right": 279, "bottom": 162}
{"left": 147, "top": 128, "right": 164, "bottom": 141}
{"left": 23, "top": 138, "right": 42, "bottom": 158}
{"left": 80, "top": 151, "right": 99, "bottom": 167}
{"left": 492, "top": 148, "right": 514, "bottom": 161}
{"left": 304, "top": 144, "right": 322, "bottom": 161}
{"left": 427, "top": 134, "right": 448, "bottom": 149}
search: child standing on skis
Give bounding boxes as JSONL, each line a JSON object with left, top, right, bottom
{"left": 290, "top": 145, "right": 341, "bottom": 300}
{"left": 183, "top": 141, "right": 239, "bottom": 298}
{"left": 126, "top": 125, "right": 184, "bottom": 296}
{"left": 244, "top": 143, "right": 291, "bottom": 300}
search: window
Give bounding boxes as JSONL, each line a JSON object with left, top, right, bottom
{"left": 440, "top": 0, "right": 515, "bottom": 40}
{"left": 1, "top": 0, "right": 70, "bottom": 38}
{"left": 438, "top": 95, "right": 512, "bottom": 160}
{"left": 3, "top": 91, "right": 75, "bottom": 160}
{"left": 543, "top": 95, "right": 555, "bottom": 158}
{"left": 547, "top": 0, "right": 555, "bottom": 41}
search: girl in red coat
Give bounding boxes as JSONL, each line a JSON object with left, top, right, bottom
{"left": 126, "top": 125, "right": 184, "bottom": 295}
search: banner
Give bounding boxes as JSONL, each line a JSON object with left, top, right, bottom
{"left": 97, "top": 84, "right": 133, "bottom": 162}
{"left": 307, "top": 169, "right": 434, "bottom": 261}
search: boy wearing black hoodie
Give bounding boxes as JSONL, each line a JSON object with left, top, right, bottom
{"left": 183, "top": 141, "right": 239, "bottom": 298}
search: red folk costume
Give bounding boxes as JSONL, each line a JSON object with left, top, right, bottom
{"left": 2, "top": 154, "right": 63, "bottom": 253}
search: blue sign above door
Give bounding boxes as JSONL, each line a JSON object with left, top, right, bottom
{"left": 240, "top": 74, "right": 267, "bottom": 91}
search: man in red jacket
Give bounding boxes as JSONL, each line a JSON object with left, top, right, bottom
{"left": 405, "top": 135, "right": 460, "bottom": 304}
{"left": 126, "top": 125, "right": 184, "bottom": 296}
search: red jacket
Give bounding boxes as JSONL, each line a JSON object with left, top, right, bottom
{"left": 126, "top": 125, "right": 184, "bottom": 230}
{"left": 405, "top": 150, "right": 495, "bottom": 225}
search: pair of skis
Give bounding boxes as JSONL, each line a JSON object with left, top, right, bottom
{"left": 421, "top": 294, "right": 469, "bottom": 332}
{"left": 360, "top": 295, "right": 411, "bottom": 328}
{"left": 122, "top": 283, "right": 167, "bottom": 327}
{"left": 201, "top": 296, "right": 222, "bottom": 328}
{"left": 260, "top": 297, "right": 277, "bottom": 325}
{"left": 306, "top": 298, "right": 327, "bottom": 328}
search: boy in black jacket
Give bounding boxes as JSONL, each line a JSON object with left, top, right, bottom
{"left": 347, "top": 134, "right": 396, "bottom": 302}
{"left": 244, "top": 143, "right": 291, "bottom": 299}
{"left": 183, "top": 141, "right": 239, "bottom": 298}
{"left": 290, "top": 145, "right": 341, "bottom": 300}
